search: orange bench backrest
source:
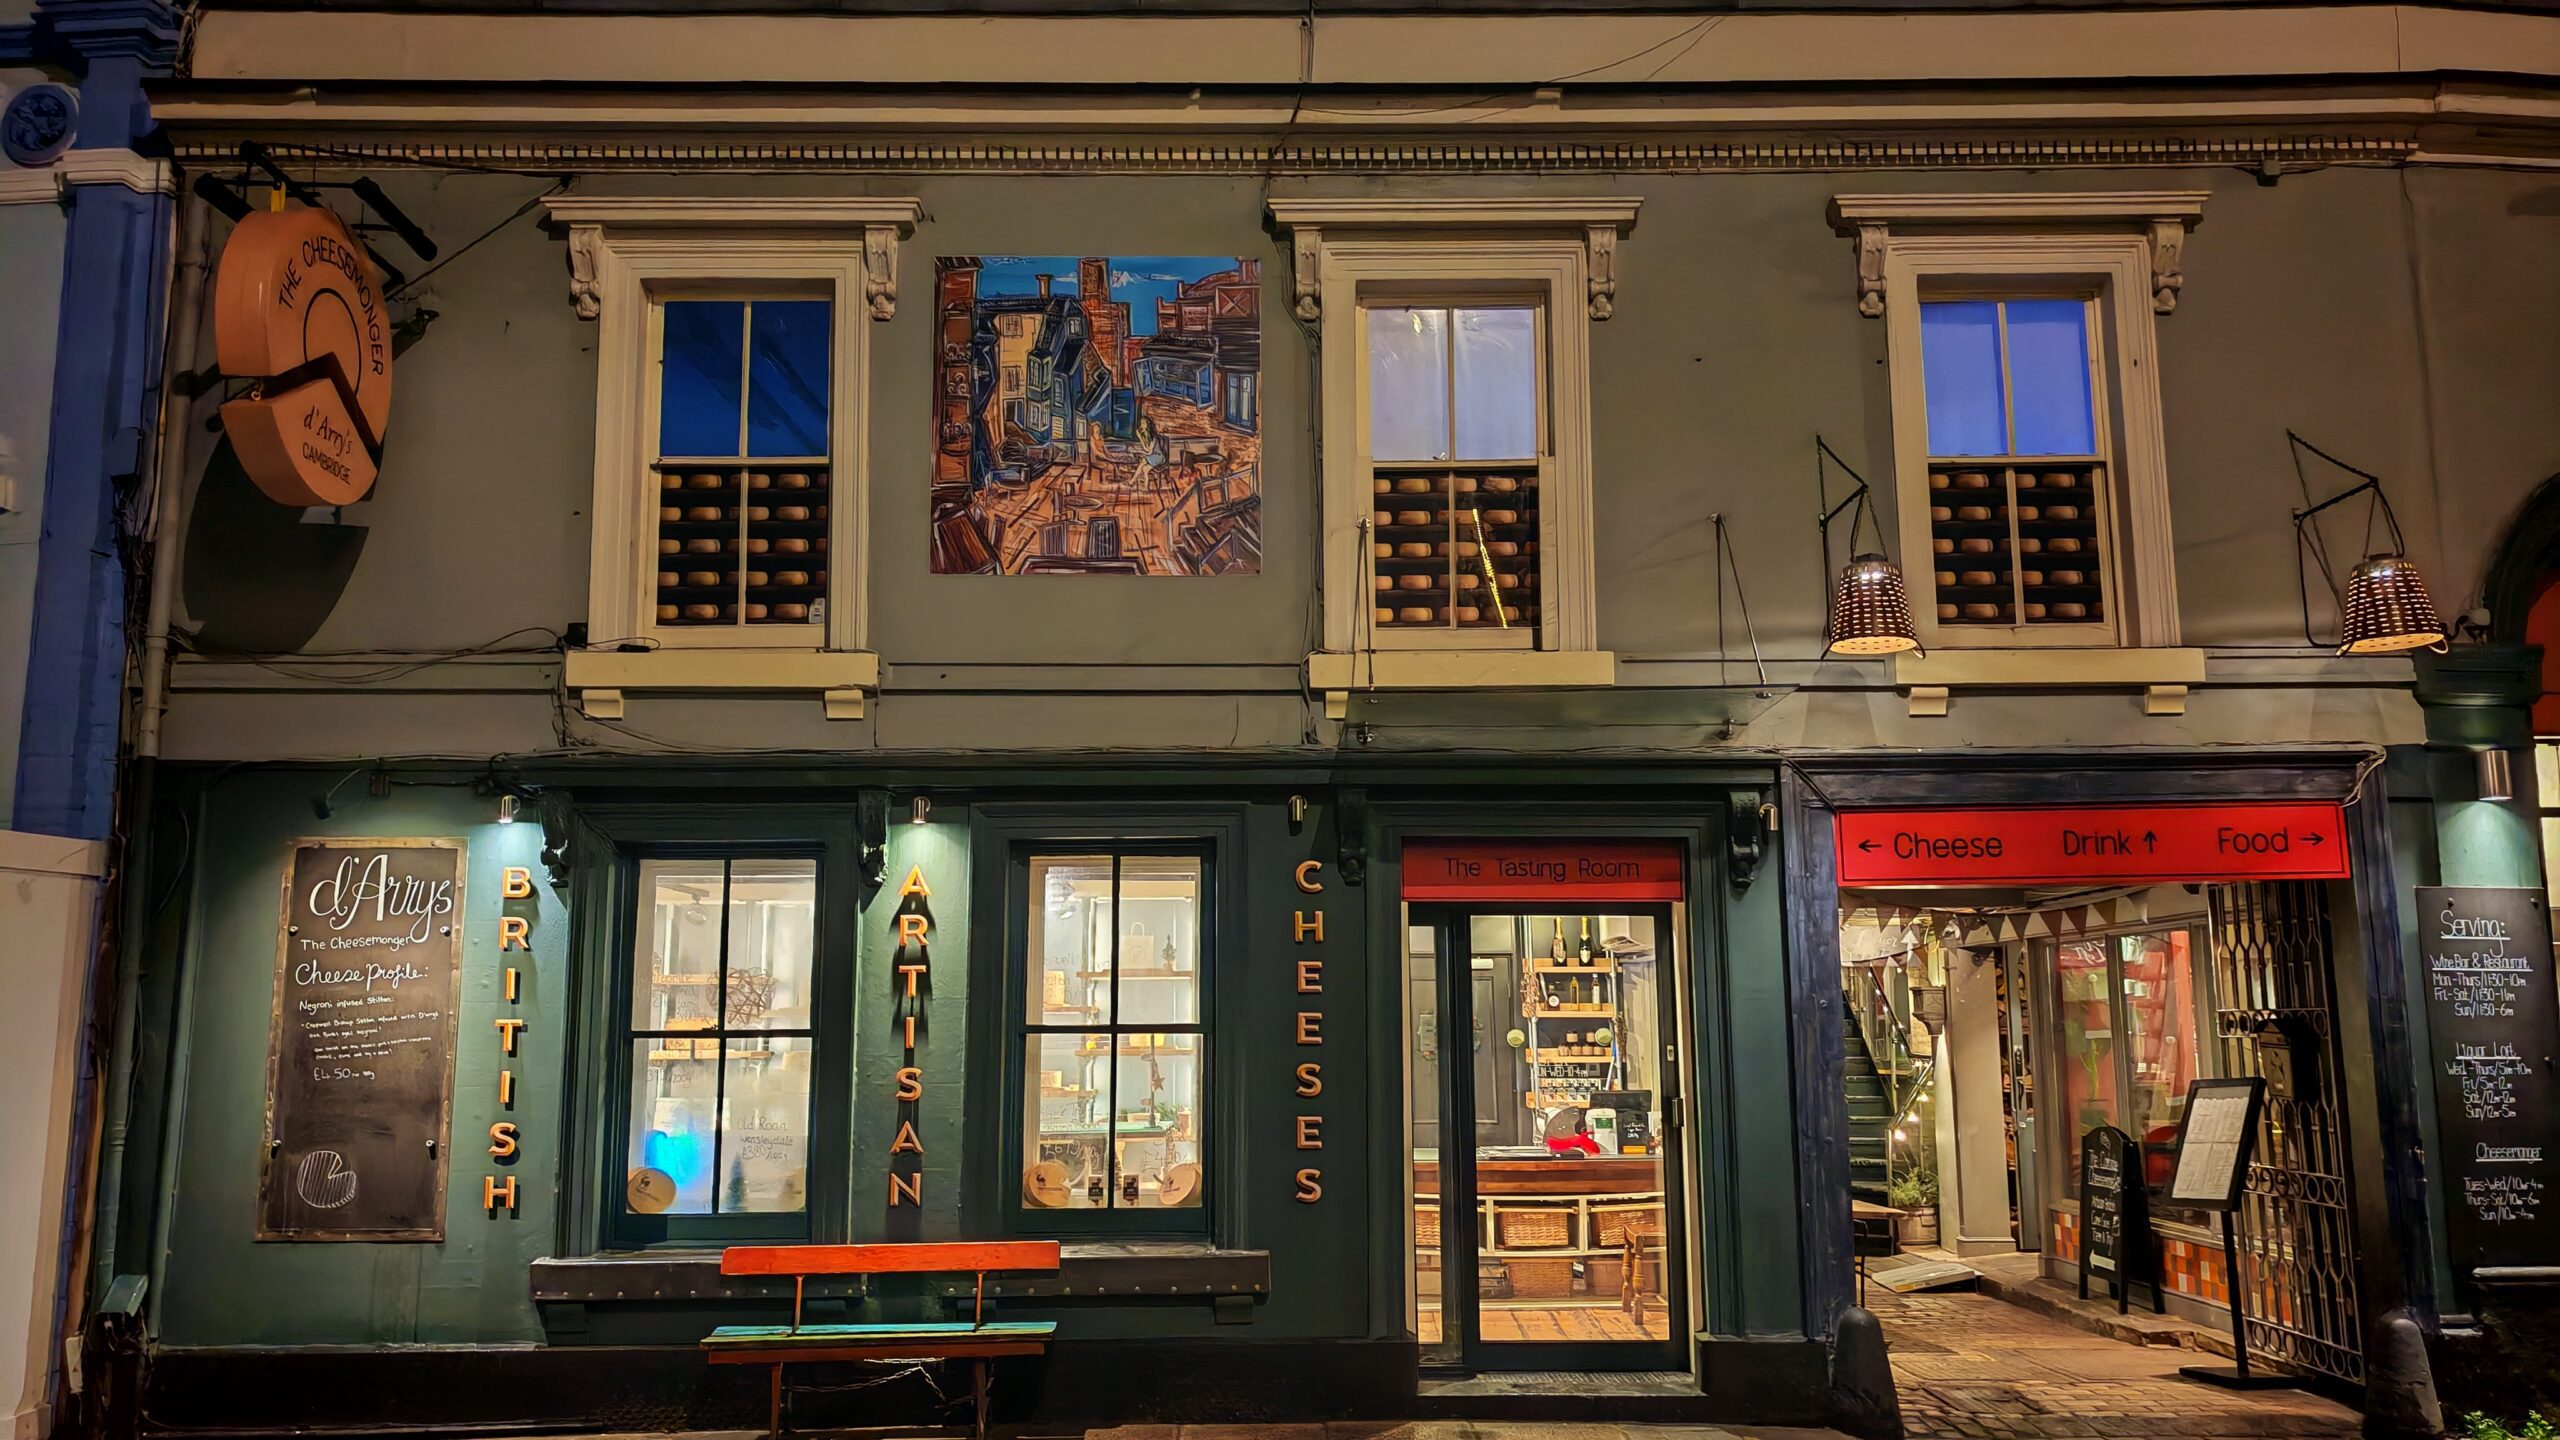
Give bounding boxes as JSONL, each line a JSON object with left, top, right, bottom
{"left": 719, "top": 1242, "right": 1061, "bottom": 1278}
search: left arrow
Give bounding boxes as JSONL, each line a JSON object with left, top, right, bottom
{"left": 1857, "top": 839, "right": 1879, "bottom": 852}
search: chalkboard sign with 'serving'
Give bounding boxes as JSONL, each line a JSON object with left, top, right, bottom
{"left": 2077, "top": 1124, "right": 2163, "bottom": 1314}
{"left": 259, "top": 840, "right": 465, "bottom": 1241}
{"left": 2418, "top": 886, "right": 2560, "bottom": 1272}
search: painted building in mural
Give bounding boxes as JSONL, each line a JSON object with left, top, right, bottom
{"left": 5, "top": 0, "right": 2560, "bottom": 1437}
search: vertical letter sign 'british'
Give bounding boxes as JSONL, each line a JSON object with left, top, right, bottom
{"left": 214, "top": 203, "right": 394, "bottom": 508}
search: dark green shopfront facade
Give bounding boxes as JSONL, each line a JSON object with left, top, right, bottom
{"left": 102, "top": 754, "right": 1829, "bottom": 1432}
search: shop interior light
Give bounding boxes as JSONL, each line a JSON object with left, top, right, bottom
{"left": 2288, "top": 430, "right": 2448, "bottom": 656}
{"left": 1812, "top": 436, "right": 1923, "bottom": 658}
{"left": 910, "top": 795, "right": 932, "bottom": 826}
{"left": 2478, "top": 748, "right": 2515, "bottom": 803}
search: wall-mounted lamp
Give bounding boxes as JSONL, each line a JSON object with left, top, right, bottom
{"left": 2478, "top": 748, "right": 2515, "bottom": 803}
{"left": 2288, "top": 431, "right": 2448, "bottom": 656}
{"left": 497, "top": 793, "right": 521, "bottom": 825}
{"left": 1288, "top": 795, "right": 1308, "bottom": 826}
{"left": 909, "top": 795, "right": 932, "bottom": 826}
{"left": 1813, "top": 436, "right": 1922, "bottom": 657}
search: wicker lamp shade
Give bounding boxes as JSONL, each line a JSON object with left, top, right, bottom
{"left": 2336, "top": 552, "right": 2448, "bottom": 655}
{"left": 1825, "top": 552, "right": 1922, "bottom": 656}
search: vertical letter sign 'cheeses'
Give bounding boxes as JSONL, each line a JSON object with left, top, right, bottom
{"left": 214, "top": 203, "right": 393, "bottom": 507}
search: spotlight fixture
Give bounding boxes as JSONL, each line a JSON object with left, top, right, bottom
{"left": 1813, "top": 437, "right": 1922, "bottom": 657}
{"left": 2478, "top": 748, "right": 2515, "bottom": 804}
{"left": 910, "top": 795, "right": 932, "bottom": 826}
{"left": 2288, "top": 431, "right": 2448, "bottom": 656}
{"left": 497, "top": 793, "right": 520, "bottom": 825}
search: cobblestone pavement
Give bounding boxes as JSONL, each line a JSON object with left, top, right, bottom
{"left": 1869, "top": 1290, "right": 2364, "bottom": 1440}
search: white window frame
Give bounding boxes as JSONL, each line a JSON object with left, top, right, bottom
{"left": 1270, "top": 199, "right": 1638, "bottom": 705}
{"left": 544, "top": 197, "right": 918, "bottom": 713}
{"left": 1834, "top": 193, "right": 2204, "bottom": 657}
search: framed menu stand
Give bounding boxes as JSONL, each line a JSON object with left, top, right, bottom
{"left": 2163, "top": 1077, "right": 2292, "bottom": 1390}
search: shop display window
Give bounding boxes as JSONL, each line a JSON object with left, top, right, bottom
{"left": 1914, "top": 295, "right": 2117, "bottom": 639}
{"left": 624, "top": 857, "right": 819, "bottom": 1219}
{"left": 651, "top": 296, "right": 835, "bottom": 636}
{"left": 1015, "top": 849, "right": 1208, "bottom": 1224}
{"left": 2047, "top": 924, "right": 2214, "bottom": 1198}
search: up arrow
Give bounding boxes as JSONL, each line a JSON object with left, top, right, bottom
{"left": 2142, "top": 831, "right": 2158, "bottom": 853}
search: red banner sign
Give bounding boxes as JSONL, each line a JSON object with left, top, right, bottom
{"left": 1403, "top": 839, "right": 1684, "bottom": 902}
{"left": 1835, "top": 803, "right": 2350, "bottom": 887}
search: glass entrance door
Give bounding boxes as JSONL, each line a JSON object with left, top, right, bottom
{"left": 1412, "top": 906, "right": 1685, "bottom": 1371}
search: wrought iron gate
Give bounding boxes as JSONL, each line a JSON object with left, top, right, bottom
{"left": 2205, "top": 880, "right": 2365, "bottom": 1384}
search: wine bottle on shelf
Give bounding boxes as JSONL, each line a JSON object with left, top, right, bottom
{"left": 1578, "top": 917, "right": 1593, "bottom": 967}
{"left": 1569, "top": 975, "right": 1584, "bottom": 1008}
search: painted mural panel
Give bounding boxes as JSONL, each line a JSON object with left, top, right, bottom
{"left": 931, "top": 256, "right": 1262, "bottom": 575}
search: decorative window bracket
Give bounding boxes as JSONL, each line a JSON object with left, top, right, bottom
{"left": 548, "top": 196, "right": 922, "bottom": 320}
{"left": 1270, "top": 197, "right": 1640, "bottom": 323}
{"left": 1830, "top": 192, "right": 2207, "bottom": 317}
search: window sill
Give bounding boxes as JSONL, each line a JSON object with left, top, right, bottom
{"left": 562, "top": 647, "right": 879, "bottom": 721}
{"left": 1891, "top": 647, "right": 2203, "bottom": 718}
{"left": 1306, "top": 649, "right": 1617, "bottom": 719}
{"left": 527, "top": 1242, "right": 1268, "bottom": 1305}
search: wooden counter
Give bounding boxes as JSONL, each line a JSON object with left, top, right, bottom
{"left": 1412, "top": 1154, "right": 1661, "bottom": 1197}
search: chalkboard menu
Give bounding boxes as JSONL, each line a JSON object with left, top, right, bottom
{"left": 2076, "top": 1124, "right": 2162, "bottom": 1313}
{"left": 259, "top": 840, "right": 464, "bottom": 1241}
{"left": 2418, "top": 886, "right": 2560, "bottom": 1272}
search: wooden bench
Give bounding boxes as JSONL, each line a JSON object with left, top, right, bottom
{"left": 705, "top": 1242, "right": 1061, "bottom": 1439}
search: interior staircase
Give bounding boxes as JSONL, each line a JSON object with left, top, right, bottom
{"left": 1844, "top": 1007, "right": 1893, "bottom": 1205}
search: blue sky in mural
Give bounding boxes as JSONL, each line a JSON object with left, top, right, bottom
{"left": 974, "top": 256, "right": 1242, "bottom": 336}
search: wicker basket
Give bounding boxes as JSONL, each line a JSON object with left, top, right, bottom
{"left": 1505, "top": 1257, "right": 1577, "bottom": 1299}
{"left": 1415, "top": 1203, "right": 1441, "bottom": 1250}
{"left": 1592, "top": 1203, "right": 1664, "bottom": 1249}
{"left": 1496, "top": 1206, "right": 1574, "bottom": 1249}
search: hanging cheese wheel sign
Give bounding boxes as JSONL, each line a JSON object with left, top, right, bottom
{"left": 214, "top": 204, "right": 393, "bottom": 507}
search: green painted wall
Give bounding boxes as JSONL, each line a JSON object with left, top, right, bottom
{"left": 155, "top": 775, "right": 563, "bottom": 1346}
{"left": 139, "top": 771, "right": 1788, "bottom": 1352}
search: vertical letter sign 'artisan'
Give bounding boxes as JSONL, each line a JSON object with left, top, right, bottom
{"left": 214, "top": 203, "right": 393, "bottom": 507}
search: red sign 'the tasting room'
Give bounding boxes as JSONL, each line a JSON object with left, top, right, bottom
{"left": 1834, "top": 803, "right": 2350, "bottom": 887}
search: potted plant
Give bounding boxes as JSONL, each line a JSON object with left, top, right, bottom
{"left": 1888, "top": 1168, "right": 1940, "bottom": 1248}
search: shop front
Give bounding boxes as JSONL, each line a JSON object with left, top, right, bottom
{"left": 107, "top": 761, "right": 1842, "bottom": 1434}
{"left": 1787, "top": 750, "right": 2436, "bottom": 1403}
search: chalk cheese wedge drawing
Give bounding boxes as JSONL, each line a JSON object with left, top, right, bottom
{"left": 295, "top": 1149, "right": 360, "bottom": 1210}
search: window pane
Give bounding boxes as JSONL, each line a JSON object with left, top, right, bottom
{"left": 660, "top": 301, "right": 745, "bottom": 458}
{"left": 1116, "top": 856, "right": 1202, "bottom": 1025}
{"left": 1920, "top": 301, "right": 2006, "bottom": 457}
{"left": 1452, "top": 307, "right": 1537, "bottom": 461}
{"left": 1029, "top": 857, "right": 1115, "bottom": 1025}
{"left": 1113, "top": 1033, "right": 1203, "bottom": 1209}
{"left": 635, "top": 860, "right": 725, "bottom": 1032}
{"left": 1024, "top": 1033, "right": 1113, "bottom": 1210}
{"left": 2005, "top": 299, "right": 2096, "bottom": 456}
{"left": 1369, "top": 307, "right": 1451, "bottom": 462}
{"left": 2054, "top": 938, "right": 2115, "bottom": 1196}
{"left": 720, "top": 1035, "right": 811, "bottom": 1212}
{"left": 725, "top": 859, "right": 816, "bottom": 1030}
{"left": 746, "top": 300, "right": 832, "bottom": 458}
{"left": 627, "top": 1036, "right": 719, "bottom": 1215}
{"left": 2118, "top": 930, "right": 2201, "bottom": 1189}
{"left": 2543, "top": 815, "right": 2560, "bottom": 907}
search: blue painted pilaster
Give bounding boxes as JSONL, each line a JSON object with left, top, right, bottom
{"left": 8, "top": 0, "right": 180, "bottom": 840}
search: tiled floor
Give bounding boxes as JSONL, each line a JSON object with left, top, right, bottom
{"left": 1416, "top": 1303, "right": 1673, "bottom": 1345}
{"left": 1867, "top": 1288, "right": 2363, "bottom": 1440}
